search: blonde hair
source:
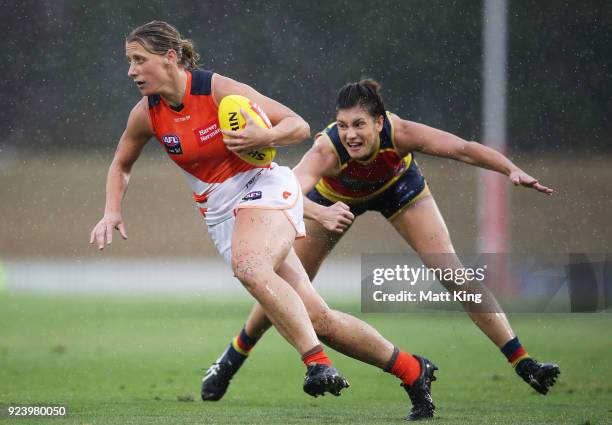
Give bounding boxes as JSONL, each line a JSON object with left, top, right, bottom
{"left": 127, "top": 21, "right": 201, "bottom": 70}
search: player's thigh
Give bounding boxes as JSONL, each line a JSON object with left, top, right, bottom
{"left": 231, "top": 208, "right": 296, "bottom": 280}
{"left": 294, "top": 217, "right": 348, "bottom": 281}
{"left": 389, "top": 194, "right": 460, "bottom": 266}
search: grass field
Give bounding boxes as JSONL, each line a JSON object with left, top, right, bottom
{"left": 1, "top": 294, "right": 611, "bottom": 425}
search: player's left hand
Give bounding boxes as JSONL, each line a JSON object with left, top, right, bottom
{"left": 509, "top": 169, "right": 554, "bottom": 195}
{"left": 223, "top": 109, "right": 274, "bottom": 154}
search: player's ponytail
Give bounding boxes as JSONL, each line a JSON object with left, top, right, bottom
{"left": 127, "top": 21, "right": 201, "bottom": 70}
{"left": 336, "top": 79, "right": 386, "bottom": 119}
{"left": 178, "top": 38, "right": 201, "bottom": 70}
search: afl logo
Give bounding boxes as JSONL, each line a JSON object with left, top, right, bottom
{"left": 162, "top": 134, "right": 182, "bottom": 155}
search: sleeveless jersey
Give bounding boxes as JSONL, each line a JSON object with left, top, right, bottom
{"left": 314, "top": 112, "right": 413, "bottom": 202}
{"left": 147, "top": 69, "right": 267, "bottom": 225}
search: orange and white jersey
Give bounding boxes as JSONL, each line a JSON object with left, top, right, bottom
{"left": 146, "top": 69, "right": 270, "bottom": 224}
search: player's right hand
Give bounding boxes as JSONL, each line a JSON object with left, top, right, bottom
{"left": 89, "top": 212, "right": 128, "bottom": 250}
{"left": 319, "top": 202, "right": 354, "bottom": 233}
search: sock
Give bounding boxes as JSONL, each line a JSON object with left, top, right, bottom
{"left": 501, "top": 336, "right": 530, "bottom": 367}
{"left": 385, "top": 347, "right": 421, "bottom": 386}
{"left": 302, "top": 344, "right": 332, "bottom": 366}
{"left": 225, "top": 327, "right": 259, "bottom": 368}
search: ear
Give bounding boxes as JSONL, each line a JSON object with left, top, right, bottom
{"left": 374, "top": 115, "right": 384, "bottom": 132}
{"left": 165, "top": 49, "right": 178, "bottom": 65}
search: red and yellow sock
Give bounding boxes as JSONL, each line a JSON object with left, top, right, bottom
{"left": 385, "top": 347, "right": 421, "bottom": 386}
{"left": 501, "top": 336, "right": 530, "bottom": 367}
{"left": 229, "top": 327, "right": 259, "bottom": 358}
{"left": 302, "top": 344, "right": 332, "bottom": 367}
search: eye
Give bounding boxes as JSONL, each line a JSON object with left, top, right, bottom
{"left": 128, "top": 56, "right": 144, "bottom": 65}
{"left": 337, "top": 123, "right": 347, "bottom": 130}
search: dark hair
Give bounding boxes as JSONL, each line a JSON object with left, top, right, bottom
{"left": 336, "top": 79, "right": 386, "bottom": 119}
{"left": 126, "top": 21, "right": 201, "bottom": 70}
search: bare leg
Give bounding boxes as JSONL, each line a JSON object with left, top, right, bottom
{"left": 231, "top": 208, "right": 319, "bottom": 355}
{"left": 390, "top": 195, "right": 515, "bottom": 347}
{"left": 278, "top": 240, "right": 394, "bottom": 368}
{"left": 244, "top": 215, "right": 347, "bottom": 339}
{"left": 203, "top": 211, "right": 350, "bottom": 402}
{"left": 243, "top": 303, "right": 272, "bottom": 339}
{"left": 244, "top": 216, "right": 395, "bottom": 367}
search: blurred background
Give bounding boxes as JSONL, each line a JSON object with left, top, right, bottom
{"left": 1, "top": 0, "right": 610, "bottom": 297}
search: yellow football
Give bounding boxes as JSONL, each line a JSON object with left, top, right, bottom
{"left": 218, "top": 94, "right": 276, "bottom": 166}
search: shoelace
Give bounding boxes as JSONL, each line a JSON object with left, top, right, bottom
{"left": 203, "top": 363, "right": 222, "bottom": 380}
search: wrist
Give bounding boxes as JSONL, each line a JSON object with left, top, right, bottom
{"left": 261, "top": 126, "right": 278, "bottom": 148}
{"left": 506, "top": 165, "right": 520, "bottom": 176}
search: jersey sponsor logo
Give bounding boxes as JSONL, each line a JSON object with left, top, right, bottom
{"left": 194, "top": 121, "right": 222, "bottom": 145}
{"left": 174, "top": 115, "right": 191, "bottom": 122}
{"left": 161, "top": 134, "right": 182, "bottom": 154}
{"left": 242, "top": 191, "right": 262, "bottom": 201}
{"left": 282, "top": 191, "right": 291, "bottom": 199}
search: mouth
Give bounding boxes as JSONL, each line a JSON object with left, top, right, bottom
{"left": 135, "top": 80, "right": 146, "bottom": 89}
{"left": 346, "top": 140, "right": 363, "bottom": 151}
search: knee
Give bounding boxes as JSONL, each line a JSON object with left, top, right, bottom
{"left": 231, "top": 252, "right": 269, "bottom": 292}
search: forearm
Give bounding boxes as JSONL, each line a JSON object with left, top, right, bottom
{"left": 303, "top": 196, "right": 328, "bottom": 221}
{"left": 457, "top": 141, "right": 519, "bottom": 176}
{"left": 268, "top": 116, "right": 310, "bottom": 147}
{"left": 104, "top": 160, "right": 131, "bottom": 215}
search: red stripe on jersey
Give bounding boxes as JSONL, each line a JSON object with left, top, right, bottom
{"left": 193, "top": 192, "right": 208, "bottom": 203}
{"left": 322, "top": 150, "right": 408, "bottom": 198}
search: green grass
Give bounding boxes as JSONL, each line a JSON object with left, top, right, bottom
{"left": 1, "top": 294, "right": 611, "bottom": 424}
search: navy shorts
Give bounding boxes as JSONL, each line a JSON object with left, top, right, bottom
{"left": 307, "top": 159, "right": 428, "bottom": 219}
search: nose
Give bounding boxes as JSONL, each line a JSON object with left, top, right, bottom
{"left": 128, "top": 63, "right": 137, "bottom": 78}
{"left": 346, "top": 126, "right": 357, "bottom": 140}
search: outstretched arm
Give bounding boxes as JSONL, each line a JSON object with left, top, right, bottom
{"left": 293, "top": 137, "right": 355, "bottom": 233}
{"left": 390, "top": 114, "right": 553, "bottom": 195}
{"left": 90, "top": 99, "right": 153, "bottom": 249}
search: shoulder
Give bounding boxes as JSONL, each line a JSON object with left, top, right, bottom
{"left": 317, "top": 121, "right": 352, "bottom": 166}
{"left": 388, "top": 112, "right": 410, "bottom": 136}
{"left": 388, "top": 112, "right": 420, "bottom": 154}
{"left": 310, "top": 133, "right": 342, "bottom": 175}
{"left": 313, "top": 133, "right": 337, "bottom": 156}
{"left": 127, "top": 98, "right": 153, "bottom": 137}
{"left": 211, "top": 72, "right": 249, "bottom": 103}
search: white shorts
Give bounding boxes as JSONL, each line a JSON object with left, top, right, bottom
{"left": 208, "top": 164, "right": 306, "bottom": 264}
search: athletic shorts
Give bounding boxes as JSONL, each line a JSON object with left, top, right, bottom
{"left": 208, "top": 164, "right": 306, "bottom": 264}
{"left": 306, "top": 159, "right": 429, "bottom": 220}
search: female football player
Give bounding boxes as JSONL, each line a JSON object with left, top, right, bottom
{"left": 204, "top": 79, "right": 560, "bottom": 407}
{"left": 89, "top": 20, "right": 352, "bottom": 398}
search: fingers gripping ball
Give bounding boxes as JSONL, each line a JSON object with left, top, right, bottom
{"left": 218, "top": 95, "right": 277, "bottom": 166}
